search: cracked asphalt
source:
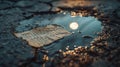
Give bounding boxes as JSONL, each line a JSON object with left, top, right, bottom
{"left": 0, "top": 0, "right": 120, "bottom": 67}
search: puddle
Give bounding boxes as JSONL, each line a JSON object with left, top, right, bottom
{"left": 15, "top": 13, "right": 102, "bottom": 55}
{"left": 45, "top": 14, "right": 102, "bottom": 55}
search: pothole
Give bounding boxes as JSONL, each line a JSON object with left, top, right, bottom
{"left": 15, "top": 11, "right": 102, "bottom": 55}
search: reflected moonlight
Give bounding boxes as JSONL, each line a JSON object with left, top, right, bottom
{"left": 69, "top": 22, "right": 79, "bottom": 30}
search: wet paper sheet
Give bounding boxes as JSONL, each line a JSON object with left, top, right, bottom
{"left": 14, "top": 25, "right": 71, "bottom": 48}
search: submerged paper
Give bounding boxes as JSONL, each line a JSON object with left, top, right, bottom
{"left": 14, "top": 25, "right": 71, "bottom": 48}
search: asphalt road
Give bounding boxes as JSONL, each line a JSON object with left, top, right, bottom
{"left": 0, "top": 0, "right": 120, "bottom": 67}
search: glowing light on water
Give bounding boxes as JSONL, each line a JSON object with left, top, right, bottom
{"left": 63, "top": 12, "right": 66, "bottom": 14}
{"left": 69, "top": 22, "right": 79, "bottom": 30}
{"left": 71, "top": 12, "right": 77, "bottom": 17}
{"left": 79, "top": 13, "right": 83, "bottom": 17}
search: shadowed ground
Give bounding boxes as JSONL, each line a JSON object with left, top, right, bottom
{"left": 0, "top": 0, "right": 120, "bottom": 67}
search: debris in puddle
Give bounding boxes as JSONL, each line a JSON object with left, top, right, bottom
{"left": 77, "top": 30, "right": 81, "bottom": 33}
{"left": 14, "top": 24, "right": 71, "bottom": 48}
{"left": 82, "top": 35, "right": 93, "bottom": 39}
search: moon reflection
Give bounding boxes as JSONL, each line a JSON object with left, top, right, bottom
{"left": 69, "top": 22, "right": 79, "bottom": 30}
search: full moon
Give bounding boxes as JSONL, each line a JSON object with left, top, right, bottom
{"left": 69, "top": 22, "right": 79, "bottom": 30}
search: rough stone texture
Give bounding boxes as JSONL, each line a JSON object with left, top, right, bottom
{"left": 0, "top": 1, "right": 14, "bottom": 9}
{"left": 15, "top": 1, "right": 36, "bottom": 7}
{"left": 24, "top": 3, "right": 51, "bottom": 12}
{"left": 0, "top": 0, "right": 120, "bottom": 67}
